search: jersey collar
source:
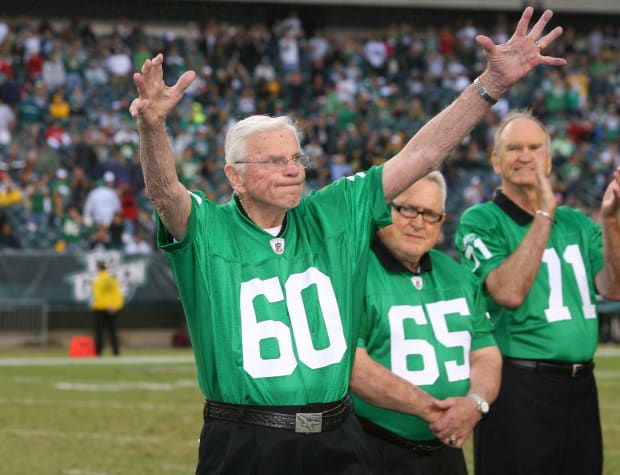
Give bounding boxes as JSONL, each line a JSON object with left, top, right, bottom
{"left": 233, "top": 193, "right": 288, "bottom": 237}
{"left": 493, "top": 189, "right": 533, "bottom": 226}
{"left": 371, "top": 237, "right": 433, "bottom": 275}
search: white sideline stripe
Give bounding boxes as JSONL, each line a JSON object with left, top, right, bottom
{"left": 63, "top": 470, "right": 109, "bottom": 475}
{"left": 0, "top": 355, "right": 195, "bottom": 367}
{"left": 595, "top": 346, "right": 620, "bottom": 357}
{"left": 0, "top": 396, "right": 199, "bottom": 412}
{"left": 55, "top": 379, "right": 198, "bottom": 392}
{"left": 0, "top": 346, "right": 617, "bottom": 367}
{"left": 6, "top": 428, "right": 162, "bottom": 444}
{"left": 595, "top": 370, "right": 620, "bottom": 379}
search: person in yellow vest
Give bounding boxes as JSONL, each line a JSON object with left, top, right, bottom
{"left": 91, "top": 261, "right": 124, "bottom": 356}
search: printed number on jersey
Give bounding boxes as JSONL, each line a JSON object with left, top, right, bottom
{"left": 240, "top": 267, "right": 347, "bottom": 378}
{"left": 389, "top": 297, "right": 471, "bottom": 386}
{"left": 463, "top": 237, "right": 596, "bottom": 323}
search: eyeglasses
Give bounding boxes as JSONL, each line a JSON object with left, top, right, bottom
{"left": 392, "top": 204, "right": 444, "bottom": 224}
{"left": 235, "top": 153, "right": 311, "bottom": 171}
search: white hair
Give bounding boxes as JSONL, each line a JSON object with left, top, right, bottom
{"left": 224, "top": 115, "right": 301, "bottom": 165}
{"left": 420, "top": 170, "right": 447, "bottom": 210}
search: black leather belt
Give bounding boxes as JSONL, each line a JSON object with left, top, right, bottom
{"left": 358, "top": 416, "right": 443, "bottom": 456}
{"left": 204, "top": 396, "right": 352, "bottom": 433}
{"left": 506, "top": 357, "right": 594, "bottom": 378}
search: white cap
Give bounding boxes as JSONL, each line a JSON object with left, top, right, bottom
{"left": 56, "top": 168, "right": 67, "bottom": 180}
{"left": 103, "top": 171, "right": 115, "bottom": 182}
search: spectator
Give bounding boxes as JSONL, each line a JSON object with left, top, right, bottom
{"left": 0, "top": 95, "right": 15, "bottom": 149}
{"left": 91, "top": 260, "right": 124, "bottom": 356}
{"left": 83, "top": 171, "right": 121, "bottom": 228}
{"left": 0, "top": 177, "right": 22, "bottom": 207}
{"left": 44, "top": 120, "right": 71, "bottom": 149}
{"left": 48, "top": 91, "right": 70, "bottom": 119}
{"left": 0, "top": 220, "right": 21, "bottom": 249}
{"left": 60, "top": 204, "right": 84, "bottom": 253}
{"left": 124, "top": 230, "right": 151, "bottom": 255}
{"left": 108, "top": 212, "right": 125, "bottom": 250}
{"left": 88, "top": 223, "right": 111, "bottom": 251}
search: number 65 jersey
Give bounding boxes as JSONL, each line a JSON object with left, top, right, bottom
{"left": 455, "top": 191, "right": 604, "bottom": 363}
{"left": 353, "top": 241, "right": 495, "bottom": 441}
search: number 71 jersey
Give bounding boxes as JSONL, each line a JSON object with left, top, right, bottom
{"left": 455, "top": 198, "right": 604, "bottom": 362}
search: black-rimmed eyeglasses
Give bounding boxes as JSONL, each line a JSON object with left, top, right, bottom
{"left": 392, "top": 204, "right": 444, "bottom": 224}
{"left": 234, "top": 153, "right": 311, "bottom": 171}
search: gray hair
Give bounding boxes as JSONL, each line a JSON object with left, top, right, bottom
{"left": 420, "top": 170, "right": 447, "bottom": 210}
{"left": 224, "top": 115, "right": 302, "bottom": 165}
{"left": 493, "top": 109, "right": 550, "bottom": 156}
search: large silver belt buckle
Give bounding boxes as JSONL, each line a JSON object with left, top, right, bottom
{"left": 571, "top": 363, "right": 583, "bottom": 378}
{"left": 295, "top": 412, "right": 322, "bottom": 433}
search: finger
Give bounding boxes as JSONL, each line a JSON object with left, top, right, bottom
{"left": 528, "top": 9, "right": 554, "bottom": 41}
{"left": 432, "top": 399, "right": 452, "bottom": 410}
{"left": 151, "top": 53, "right": 164, "bottom": 70}
{"left": 512, "top": 6, "right": 534, "bottom": 38}
{"left": 538, "top": 54, "right": 567, "bottom": 67}
{"left": 536, "top": 26, "right": 563, "bottom": 49}
{"left": 174, "top": 70, "right": 196, "bottom": 94}
{"left": 141, "top": 58, "right": 151, "bottom": 75}
{"left": 133, "top": 72, "right": 148, "bottom": 97}
{"left": 129, "top": 98, "right": 141, "bottom": 118}
{"left": 474, "top": 34, "right": 495, "bottom": 54}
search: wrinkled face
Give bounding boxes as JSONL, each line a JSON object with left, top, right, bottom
{"left": 226, "top": 128, "right": 306, "bottom": 213}
{"left": 493, "top": 117, "right": 551, "bottom": 189}
{"left": 377, "top": 178, "right": 445, "bottom": 266}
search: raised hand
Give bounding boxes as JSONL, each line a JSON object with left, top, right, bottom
{"left": 534, "top": 157, "right": 557, "bottom": 217}
{"left": 601, "top": 167, "right": 620, "bottom": 219}
{"left": 129, "top": 53, "right": 196, "bottom": 129}
{"left": 476, "top": 7, "right": 566, "bottom": 98}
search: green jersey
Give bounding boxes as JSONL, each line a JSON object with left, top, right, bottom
{"left": 455, "top": 191, "right": 604, "bottom": 362}
{"left": 157, "top": 166, "right": 391, "bottom": 405}
{"left": 353, "top": 241, "right": 495, "bottom": 441}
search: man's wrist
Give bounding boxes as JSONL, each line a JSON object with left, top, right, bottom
{"left": 535, "top": 209, "right": 555, "bottom": 223}
{"left": 473, "top": 76, "right": 498, "bottom": 105}
{"left": 467, "top": 393, "right": 490, "bottom": 417}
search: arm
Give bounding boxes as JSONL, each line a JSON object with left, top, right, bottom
{"left": 596, "top": 167, "right": 620, "bottom": 299}
{"left": 467, "top": 345, "right": 502, "bottom": 406}
{"left": 429, "top": 345, "right": 502, "bottom": 448}
{"left": 129, "top": 54, "right": 195, "bottom": 240}
{"left": 349, "top": 347, "right": 443, "bottom": 422}
{"left": 485, "top": 167, "right": 556, "bottom": 308}
{"left": 382, "top": 7, "right": 565, "bottom": 202}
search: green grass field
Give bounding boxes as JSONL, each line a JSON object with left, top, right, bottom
{"left": 1, "top": 346, "right": 619, "bottom": 475}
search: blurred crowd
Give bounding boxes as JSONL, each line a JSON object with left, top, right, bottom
{"left": 0, "top": 12, "right": 619, "bottom": 255}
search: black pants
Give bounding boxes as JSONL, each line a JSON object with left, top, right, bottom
{"left": 196, "top": 413, "right": 376, "bottom": 475}
{"left": 364, "top": 431, "right": 467, "bottom": 475}
{"left": 474, "top": 360, "right": 602, "bottom": 475}
{"left": 94, "top": 310, "right": 119, "bottom": 356}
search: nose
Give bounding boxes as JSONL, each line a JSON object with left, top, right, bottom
{"left": 283, "top": 159, "right": 302, "bottom": 175}
{"left": 408, "top": 213, "right": 425, "bottom": 227}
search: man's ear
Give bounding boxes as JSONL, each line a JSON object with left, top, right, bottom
{"left": 491, "top": 151, "right": 501, "bottom": 174}
{"left": 225, "top": 164, "right": 245, "bottom": 193}
{"left": 545, "top": 154, "right": 552, "bottom": 175}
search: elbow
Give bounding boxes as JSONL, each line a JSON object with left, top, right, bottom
{"left": 501, "top": 297, "right": 525, "bottom": 310}
{"left": 349, "top": 367, "right": 363, "bottom": 396}
{"left": 599, "top": 289, "right": 620, "bottom": 301}
{"left": 490, "top": 292, "right": 525, "bottom": 309}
